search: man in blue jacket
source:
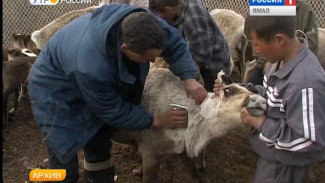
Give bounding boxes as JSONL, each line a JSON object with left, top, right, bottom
{"left": 28, "top": 4, "right": 207, "bottom": 183}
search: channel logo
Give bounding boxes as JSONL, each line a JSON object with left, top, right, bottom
{"left": 249, "top": 0, "right": 296, "bottom": 16}
{"left": 30, "top": 0, "right": 59, "bottom": 5}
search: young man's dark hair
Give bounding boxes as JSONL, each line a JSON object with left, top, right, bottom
{"left": 244, "top": 16, "right": 296, "bottom": 42}
{"left": 121, "top": 12, "right": 165, "bottom": 54}
{"left": 149, "top": 0, "right": 181, "bottom": 11}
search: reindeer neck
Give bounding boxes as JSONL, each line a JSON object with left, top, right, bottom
{"left": 185, "top": 92, "right": 243, "bottom": 158}
{"left": 184, "top": 93, "right": 223, "bottom": 157}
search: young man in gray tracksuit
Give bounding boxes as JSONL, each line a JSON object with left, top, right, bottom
{"left": 216, "top": 16, "right": 325, "bottom": 183}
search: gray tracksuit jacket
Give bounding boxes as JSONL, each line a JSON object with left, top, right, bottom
{"left": 246, "top": 39, "right": 325, "bottom": 165}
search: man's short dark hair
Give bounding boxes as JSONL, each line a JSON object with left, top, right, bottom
{"left": 149, "top": 0, "right": 181, "bottom": 12}
{"left": 244, "top": 16, "right": 296, "bottom": 42}
{"left": 121, "top": 12, "right": 165, "bottom": 54}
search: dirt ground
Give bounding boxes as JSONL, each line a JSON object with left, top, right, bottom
{"left": 3, "top": 93, "right": 325, "bottom": 183}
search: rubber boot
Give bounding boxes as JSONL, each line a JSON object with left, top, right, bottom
{"left": 84, "top": 166, "right": 115, "bottom": 183}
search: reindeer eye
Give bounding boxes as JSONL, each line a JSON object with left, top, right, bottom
{"left": 224, "top": 88, "right": 233, "bottom": 97}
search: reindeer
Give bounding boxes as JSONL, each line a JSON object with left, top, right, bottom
{"left": 2, "top": 47, "right": 37, "bottom": 124}
{"left": 31, "top": 6, "right": 99, "bottom": 49}
{"left": 12, "top": 33, "right": 41, "bottom": 55}
{"left": 2, "top": 58, "right": 35, "bottom": 124}
{"left": 111, "top": 69, "right": 266, "bottom": 183}
{"left": 210, "top": 9, "right": 251, "bottom": 80}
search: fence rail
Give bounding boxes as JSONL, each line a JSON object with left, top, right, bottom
{"left": 2, "top": 0, "right": 325, "bottom": 48}
{"left": 2, "top": 0, "right": 100, "bottom": 48}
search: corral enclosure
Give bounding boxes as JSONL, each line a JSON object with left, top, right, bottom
{"left": 2, "top": 0, "right": 325, "bottom": 47}
{"left": 2, "top": 0, "right": 325, "bottom": 183}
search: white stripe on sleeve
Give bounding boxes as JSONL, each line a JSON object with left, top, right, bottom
{"left": 302, "top": 88, "right": 309, "bottom": 139}
{"left": 308, "top": 88, "right": 315, "bottom": 141}
{"left": 258, "top": 88, "right": 316, "bottom": 152}
{"left": 275, "top": 140, "right": 313, "bottom": 151}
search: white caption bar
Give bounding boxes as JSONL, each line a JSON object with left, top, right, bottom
{"left": 250, "top": 6, "right": 296, "bottom": 16}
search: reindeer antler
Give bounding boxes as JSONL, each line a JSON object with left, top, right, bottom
{"left": 217, "top": 70, "right": 233, "bottom": 85}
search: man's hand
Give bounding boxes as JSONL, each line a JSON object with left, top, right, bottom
{"left": 153, "top": 110, "right": 188, "bottom": 129}
{"left": 240, "top": 108, "right": 266, "bottom": 130}
{"left": 213, "top": 79, "right": 223, "bottom": 96}
{"left": 183, "top": 79, "right": 207, "bottom": 105}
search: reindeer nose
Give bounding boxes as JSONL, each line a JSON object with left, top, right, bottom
{"left": 246, "top": 95, "right": 267, "bottom": 116}
{"left": 250, "top": 95, "right": 266, "bottom": 105}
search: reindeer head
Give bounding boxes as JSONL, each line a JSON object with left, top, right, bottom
{"left": 214, "top": 71, "right": 266, "bottom": 122}
{"left": 7, "top": 48, "right": 37, "bottom": 60}
{"left": 12, "top": 33, "right": 37, "bottom": 50}
{"left": 7, "top": 48, "right": 27, "bottom": 60}
{"left": 185, "top": 71, "right": 267, "bottom": 158}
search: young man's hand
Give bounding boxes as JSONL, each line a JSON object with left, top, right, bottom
{"left": 240, "top": 108, "right": 266, "bottom": 130}
{"left": 153, "top": 110, "right": 188, "bottom": 129}
{"left": 183, "top": 79, "right": 207, "bottom": 105}
{"left": 213, "top": 79, "right": 223, "bottom": 96}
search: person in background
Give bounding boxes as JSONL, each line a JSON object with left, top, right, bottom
{"left": 215, "top": 15, "right": 325, "bottom": 183}
{"left": 295, "top": 0, "right": 318, "bottom": 55}
{"left": 28, "top": 4, "right": 207, "bottom": 183}
{"left": 247, "top": 0, "right": 318, "bottom": 85}
{"left": 149, "top": 0, "right": 231, "bottom": 92}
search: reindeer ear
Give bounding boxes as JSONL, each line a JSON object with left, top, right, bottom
{"left": 221, "top": 74, "right": 233, "bottom": 85}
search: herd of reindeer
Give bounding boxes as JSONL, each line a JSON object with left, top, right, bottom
{"left": 2, "top": 34, "right": 40, "bottom": 124}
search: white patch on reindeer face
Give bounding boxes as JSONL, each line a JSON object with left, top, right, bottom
{"left": 22, "top": 49, "right": 37, "bottom": 57}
